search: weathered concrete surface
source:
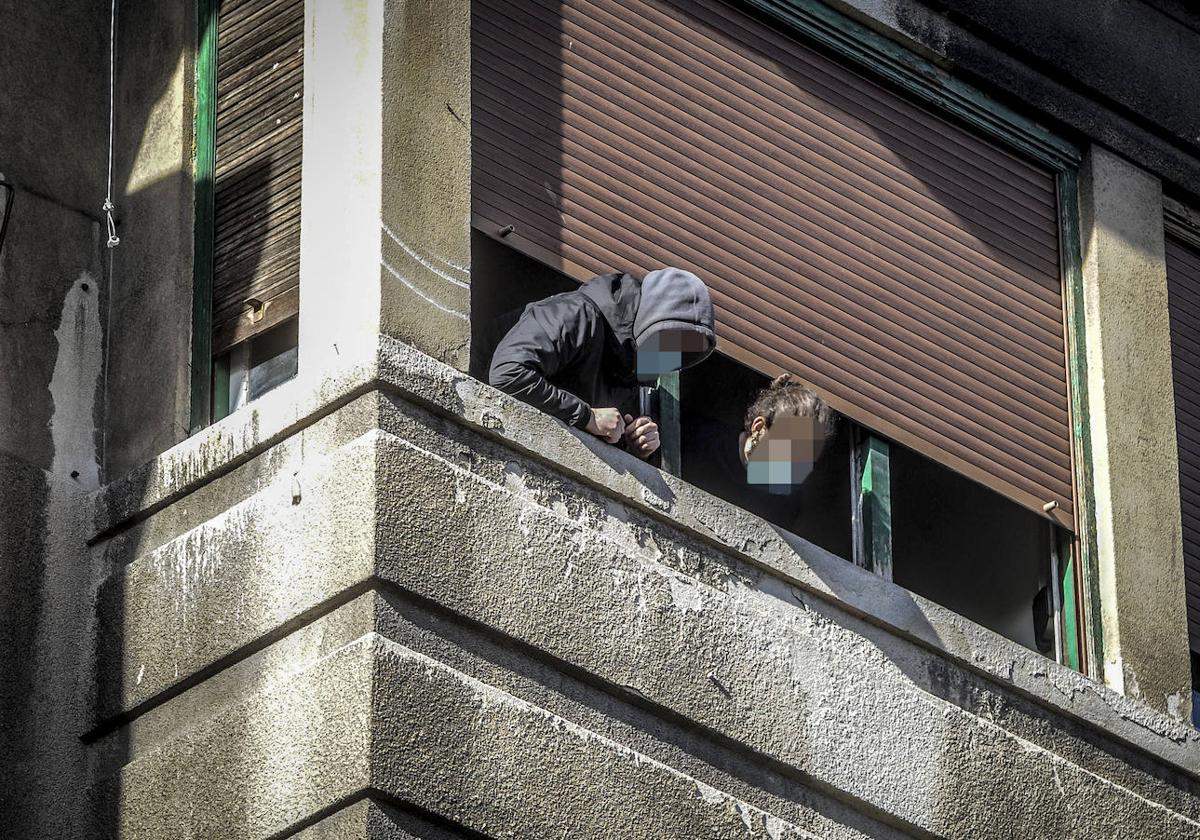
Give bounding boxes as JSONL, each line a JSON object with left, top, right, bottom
{"left": 301, "top": 0, "right": 470, "bottom": 385}
{"left": 94, "top": 337, "right": 1200, "bottom": 765}
{"left": 0, "top": 188, "right": 104, "bottom": 475}
{"left": 1078, "top": 145, "right": 1192, "bottom": 719}
{"left": 88, "top": 348, "right": 1200, "bottom": 839}
{"left": 95, "top": 591, "right": 894, "bottom": 840}
{"left": 103, "top": 0, "right": 196, "bottom": 479}
{"left": 93, "top": 428, "right": 378, "bottom": 722}
{"left": 94, "top": 627, "right": 373, "bottom": 840}
{"left": 0, "top": 454, "right": 95, "bottom": 840}
{"left": 380, "top": 0, "right": 471, "bottom": 369}
{"left": 826, "top": 0, "right": 1200, "bottom": 199}
{"left": 293, "top": 798, "right": 471, "bottom": 840}
{"left": 0, "top": 0, "right": 106, "bottom": 214}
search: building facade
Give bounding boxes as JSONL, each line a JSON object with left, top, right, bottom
{"left": 3, "top": 0, "right": 1200, "bottom": 837}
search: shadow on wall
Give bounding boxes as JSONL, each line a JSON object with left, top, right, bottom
{"left": 87, "top": 1, "right": 293, "bottom": 836}
{"left": 2, "top": 0, "right": 286, "bottom": 835}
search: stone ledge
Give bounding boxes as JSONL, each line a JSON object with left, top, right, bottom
{"left": 91, "top": 432, "right": 379, "bottom": 724}
{"left": 92, "top": 400, "right": 1200, "bottom": 836}
{"left": 368, "top": 420, "right": 1200, "bottom": 837}
{"left": 87, "top": 335, "right": 1200, "bottom": 778}
{"left": 95, "top": 587, "right": 893, "bottom": 840}
{"left": 97, "top": 630, "right": 842, "bottom": 840}
{"left": 290, "top": 797, "right": 474, "bottom": 840}
{"left": 91, "top": 632, "right": 374, "bottom": 840}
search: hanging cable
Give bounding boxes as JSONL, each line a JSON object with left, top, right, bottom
{"left": 103, "top": 0, "right": 120, "bottom": 248}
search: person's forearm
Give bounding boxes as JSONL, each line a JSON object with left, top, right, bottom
{"left": 489, "top": 362, "right": 590, "bottom": 428}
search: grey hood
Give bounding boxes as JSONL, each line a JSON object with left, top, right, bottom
{"left": 633, "top": 267, "right": 716, "bottom": 367}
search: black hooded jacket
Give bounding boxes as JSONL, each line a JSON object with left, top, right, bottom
{"left": 488, "top": 269, "right": 715, "bottom": 429}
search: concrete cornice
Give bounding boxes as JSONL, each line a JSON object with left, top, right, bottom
{"left": 89, "top": 336, "right": 1200, "bottom": 780}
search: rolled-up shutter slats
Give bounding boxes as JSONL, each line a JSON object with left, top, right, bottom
{"left": 473, "top": 0, "right": 1074, "bottom": 526}
{"left": 1167, "top": 235, "right": 1200, "bottom": 651}
{"left": 212, "top": 0, "right": 303, "bottom": 354}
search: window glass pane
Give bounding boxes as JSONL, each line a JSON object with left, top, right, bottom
{"left": 891, "top": 444, "right": 1052, "bottom": 652}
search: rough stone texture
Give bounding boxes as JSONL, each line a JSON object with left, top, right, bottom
{"left": 93, "top": 427, "right": 378, "bottom": 722}
{"left": 94, "top": 629, "right": 373, "bottom": 840}
{"left": 293, "top": 799, "right": 471, "bottom": 840}
{"left": 102, "top": 0, "right": 196, "bottom": 480}
{"left": 1078, "top": 145, "right": 1192, "bottom": 719}
{"left": 85, "top": 353, "right": 1200, "bottom": 838}
{"left": 0, "top": 6, "right": 113, "bottom": 836}
{"left": 0, "top": 188, "right": 104, "bottom": 475}
{"left": 93, "top": 337, "right": 1200, "bottom": 765}
{"left": 0, "top": 454, "right": 95, "bottom": 840}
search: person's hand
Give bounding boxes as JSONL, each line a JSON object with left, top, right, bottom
{"left": 586, "top": 407, "right": 625, "bottom": 443}
{"left": 624, "top": 414, "right": 660, "bottom": 459}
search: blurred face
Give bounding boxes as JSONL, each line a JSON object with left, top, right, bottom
{"left": 740, "top": 414, "right": 828, "bottom": 492}
{"left": 636, "top": 329, "right": 709, "bottom": 379}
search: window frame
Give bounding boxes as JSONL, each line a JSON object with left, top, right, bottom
{"left": 189, "top": 0, "right": 218, "bottom": 432}
{"left": 189, "top": 0, "right": 303, "bottom": 430}
{"left": 686, "top": 0, "right": 1099, "bottom": 672}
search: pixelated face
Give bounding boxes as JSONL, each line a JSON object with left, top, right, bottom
{"left": 636, "top": 329, "right": 709, "bottom": 378}
{"left": 745, "top": 415, "right": 827, "bottom": 493}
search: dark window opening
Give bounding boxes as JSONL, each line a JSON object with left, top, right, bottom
{"left": 679, "top": 350, "right": 852, "bottom": 561}
{"left": 890, "top": 442, "right": 1057, "bottom": 653}
{"left": 211, "top": 317, "right": 298, "bottom": 422}
{"left": 470, "top": 230, "right": 576, "bottom": 382}
{"left": 470, "top": 232, "right": 1066, "bottom": 661}
{"left": 1192, "top": 651, "right": 1200, "bottom": 729}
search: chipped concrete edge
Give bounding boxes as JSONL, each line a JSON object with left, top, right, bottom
{"left": 87, "top": 336, "right": 1200, "bottom": 777}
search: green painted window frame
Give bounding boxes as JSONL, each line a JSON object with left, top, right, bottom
{"left": 851, "top": 431, "right": 892, "bottom": 581}
{"left": 189, "top": 0, "right": 218, "bottom": 432}
{"left": 743, "top": 0, "right": 1098, "bottom": 673}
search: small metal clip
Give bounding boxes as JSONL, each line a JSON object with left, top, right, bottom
{"left": 245, "top": 297, "right": 267, "bottom": 324}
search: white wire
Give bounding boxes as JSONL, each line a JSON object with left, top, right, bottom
{"left": 103, "top": 0, "right": 120, "bottom": 248}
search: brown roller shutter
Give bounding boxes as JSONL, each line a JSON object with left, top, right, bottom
{"left": 212, "top": 0, "right": 304, "bottom": 354}
{"left": 1166, "top": 235, "right": 1200, "bottom": 653}
{"left": 472, "top": 0, "right": 1075, "bottom": 528}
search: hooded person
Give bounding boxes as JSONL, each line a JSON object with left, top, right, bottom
{"left": 488, "top": 267, "right": 716, "bottom": 459}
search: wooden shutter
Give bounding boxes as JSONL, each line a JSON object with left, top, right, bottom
{"left": 212, "top": 0, "right": 304, "bottom": 354}
{"left": 1167, "top": 234, "right": 1200, "bottom": 653}
{"left": 472, "top": 0, "right": 1075, "bottom": 529}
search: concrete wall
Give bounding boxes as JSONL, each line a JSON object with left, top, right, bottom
{"left": 0, "top": 0, "right": 107, "bottom": 477}
{"left": 9, "top": 0, "right": 1200, "bottom": 837}
{"left": 1078, "top": 146, "right": 1192, "bottom": 717}
{"left": 80, "top": 338, "right": 1200, "bottom": 839}
{"left": 102, "top": 0, "right": 197, "bottom": 480}
{"left": 0, "top": 5, "right": 111, "bottom": 836}
{"left": 300, "top": 0, "right": 471, "bottom": 388}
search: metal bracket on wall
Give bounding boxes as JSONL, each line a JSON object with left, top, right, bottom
{"left": 851, "top": 430, "right": 893, "bottom": 581}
